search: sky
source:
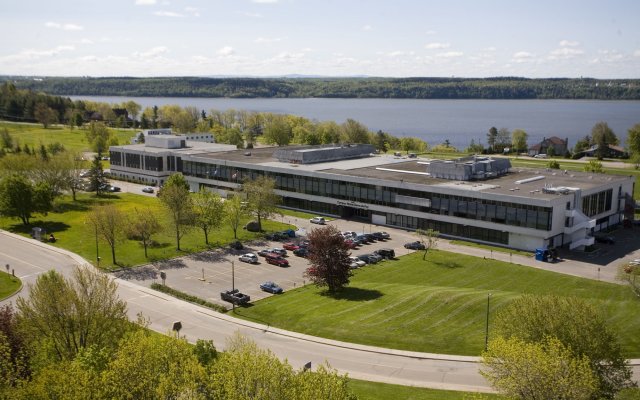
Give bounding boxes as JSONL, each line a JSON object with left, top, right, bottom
{"left": 1, "top": 0, "right": 639, "bottom": 78}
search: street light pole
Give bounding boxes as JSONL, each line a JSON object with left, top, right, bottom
{"left": 484, "top": 293, "right": 492, "bottom": 351}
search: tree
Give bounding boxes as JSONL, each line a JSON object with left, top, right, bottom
{"left": 618, "top": 263, "right": 640, "bottom": 297}
{"left": 466, "top": 139, "right": 484, "bottom": 154}
{"left": 33, "top": 103, "right": 58, "bottom": 128}
{"left": 158, "top": 173, "right": 194, "bottom": 251}
{"left": 0, "top": 305, "right": 30, "bottom": 388}
{"left": 242, "top": 176, "right": 281, "bottom": 232}
{"left": 101, "top": 330, "right": 206, "bottom": 399}
{"left": 317, "top": 121, "right": 342, "bottom": 144}
{"left": 493, "top": 294, "right": 634, "bottom": 399}
{"left": 573, "top": 135, "right": 592, "bottom": 154}
{"left": 341, "top": 118, "right": 370, "bottom": 144}
{"left": 124, "top": 101, "right": 141, "bottom": 126}
{"left": 416, "top": 228, "right": 439, "bottom": 260}
{"left": 400, "top": 137, "right": 427, "bottom": 154}
{"left": 547, "top": 160, "right": 560, "bottom": 169}
{"left": 373, "top": 130, "right": 389, "bottom": 153}
{"left": 626, "top": 123, "right": 640, "bottom": 167}
{"left": 304, "top": 225, "right": 352, "bottom": 292}
{"left": 592, "top": 121, "right": 618, "bottom": 160}
{"left": 126, "top": 208, "right": 162, "bottom": 258}
{"left": 511, "top": 129, "right": 528, "bottom": 153}
{"left": 1, "top": 128, "right": 14, "bottom": 150}
{"left": 16, "top": 267, "right": 129, "bottom": 363}
{"left": 192, "top": 189, "right": 226, "bottom": 245}
{"left": 86, "top": 204, "right": 125, "bottom": 265}
{"left": 482, "top": 336, "right": 598, "bottom": 400}
{"left": 487, "top": 127, "right": 498, "bottom": 152}
{"left": 85, "top": 122, "right": 111, "bottom": 155}
{"left": 86, "top": 156, "right": 108, "bottom": 196}
{"left": 224, "top": 195, "right": 244, "bottom": 240}
{"left": 263, "top": 115, "right": 292, "bottom": 146}
{"left": 495, "top": 128, "right": 511, "bottom": 153}
{"left": 136, "top": 132, "right": 145, "bottom": 144}
{"left": 584, "top": 159, "right": 604, "bottom": 173}
{"left": 0, "top": 174, "right": 52, "bottom": 225}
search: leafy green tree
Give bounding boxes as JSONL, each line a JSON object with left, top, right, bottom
{"left": 305, "top": 225, "right": 352, "bottom": 292}
{"left": 511, "top": 129, "right": 528, "bottom": 153}
{"left": 101, "top": 330, "right": 206, "bottom": 399}
{"left": 400, "top": 137, "right": 427, "bottom": 154}
{"left": 495, "top": 128, "right": 511, "bottom": 153}
{"left": 33, "top": 103, "right": 58, "bottom": 128}
{"left": 87, "top": 156, "right": 108, "bottom": 196}
{"left": 263, "top": 115, "right": 292, "bottom": 146}
{"left": 84, "top": 122, "right": 111, "bottom": 155}
{"left": 0, "top": 128, "right": 13, "bottom": 149}
{"left": 87, "top": 205, "right": 126, "bottom": 265}
{"left": 373, "top": 130, "right": 389, "bottom": 153}
{"left": 243, "top": 176, "right": 281, "bottom": 232}
{"left": 341, "top": 118, "right": 370, "bottom": 144}
{"left": 317, "top": 121, "right": 342, "bottom": 144}
{"left": 584, "top": 159, "right": 604, "bottom": 173}
{"left": 126, "top": 207, "right": 162, "bottom": 258}
{"left": 626, "top": 123, "right": 640, "bottom": 167}
{"left": 573, "top": 135, "right": 592, "bottom": 154}
{"left": 592, "top": 121, "right": 618, "bottom": 160}
{"left": 493, "top": 294, "right": 634, "bottom": 399}
{"left": 466, "top": 139, "right": 485, "bottom": 154}
{"left": 416, "top": 229, "right": 439, "bottom": 260}
{"left": 158, "top": 173, "right": 195, "bottom": 251}
{"left": 487, "top": 127, "right": 498, "bottom": 152}
{"left": 16, "top": 267, "right": 129, "bottom": 363}
{"left": 482, "top": 336, "right": 598, "bottom": 400}
{"left": 0, "top": 174, "right": 52, "bottom": 225}
{"left": 192, "top": 189, "right": 226, "bottom": 245}
{"left": 10, "top": 359, "right": 99, "bottom": 400}
{"left": 193, "top": 339, "right": 218, "bottom": 367}
{"left": 124, "top": 101, "right": 141, "bottom": 126}
{"left": 547, "top": 160, "right": 560, "bottom": 169}
{"left": 618, "top": 263, "right": 640, "bottom": 297}
{"left": 224, "top": 195, "right": 244, "bottom": 240}
{"left": 0, "top": 305, "right": 30, "bottom": 391}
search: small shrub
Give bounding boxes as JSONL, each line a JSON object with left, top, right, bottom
{"left": 151, "top": 282, "right": 227, "bottom": 313}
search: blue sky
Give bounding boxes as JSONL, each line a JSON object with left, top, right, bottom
{"left": 1, "top": 0, "right": 639, "bottom": 78}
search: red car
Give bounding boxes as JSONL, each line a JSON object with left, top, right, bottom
{"left": 283, "top": 242, "right": 300, "bottom": 251}
{"left": 344, "top": 239, "right": 358, "bottom": 249}
{"left": 265, "top": 254, "right": 289, "bottom": 267}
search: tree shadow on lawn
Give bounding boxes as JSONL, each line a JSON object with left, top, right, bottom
{"left": 52, "top": 198, "right": 94, "bottom": 213}
{"left": 8, "top": 220, "right": 71, "bottom": 235}
{"left": 321, "top": 287, "right": 383, "bottom": 301}
{"left": 432, "top": 259, "right": 464, "bottom": 269}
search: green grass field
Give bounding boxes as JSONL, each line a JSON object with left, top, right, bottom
{"left": 348, "top": 379, "right": 503, "bottom": 400}
{"left": 0, "top": 271, "right": 21, "bottom": 299}
{"left": 0, "top": 192, "right": 293, "bottom": 270}
{"left": 0, "top": 121, "right": 135, "bottom": 155}
{"left": 234, "top": 250, "right": 640, "bottom": 357}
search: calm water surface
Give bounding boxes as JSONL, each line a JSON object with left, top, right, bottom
{"left": 70, "top": 96, "right": 640, "bottom": 150}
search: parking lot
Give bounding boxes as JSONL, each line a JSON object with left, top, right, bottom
{"left": 113, "top": 215, "right": 420, "bottom": 309}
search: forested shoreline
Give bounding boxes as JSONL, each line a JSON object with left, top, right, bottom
{"left": 2, "top": 76, "right": 640, "bottom": 100}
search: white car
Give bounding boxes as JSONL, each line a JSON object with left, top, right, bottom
{"left": 342, "top": 231, "right": 357, "bottom": 239}
{"left": 310, "top": 217, "right": 326, "bottom": 225}
{"left": 142, "top": 186, "right": 155, "bottom": 193}
{"left": 239, "top": 253, "right": 259, "bottom": 264}
{"left": 349, "top": 256, "right": 366, "bottom": 269}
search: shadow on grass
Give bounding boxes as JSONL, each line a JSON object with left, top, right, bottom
{"left": 52, "top": 198, "right": 94, "bottom": 213}
{"left": 321, "top": 286, "right": 383, "bottom": 301}
{"left": 8, "top": 220, "right": 71, "bottom": 235}
{"left": 432, "top": 260, "right": 464, "bottom": 269}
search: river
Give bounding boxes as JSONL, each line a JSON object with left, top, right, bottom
{"left": 68, "top": 96, "right": 640, "bottom": 150}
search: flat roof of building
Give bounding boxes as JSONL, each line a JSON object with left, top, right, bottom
{"left": 112, "top": 141, "right": 236, "bottom": 155}
{"left": 186, "top": 146, "right": 633, "bottom": 200}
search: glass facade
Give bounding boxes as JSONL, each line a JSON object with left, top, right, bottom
{"left": 582, "top": 189, "right": 613, "bottom": 217}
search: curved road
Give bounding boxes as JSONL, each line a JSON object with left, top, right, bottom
{"left": 2, "top": 230, "right": 638, "bottom": 392}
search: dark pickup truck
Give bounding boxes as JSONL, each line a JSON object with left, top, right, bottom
{"left": 220, "top": 289, "right": 250, "bottom": 305}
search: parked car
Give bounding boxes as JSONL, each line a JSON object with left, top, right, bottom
{"left": 266, "top": 232, "right": 288, "bottom": 241}
{"left": 357, "top": 254, "right": 379, "bottom": 264}
{"left": 342, "top": 231, "right": 357, "bottom": 239}
{"left": 142, "top": 186, "right": 154, "bottom": 193}
{"left": 267, "top": 248, "right": 287, "bottom": 257}
{"left": 310, "top": 217, "right": 326, "bottom": 225}
{"left": 372, "top": 231, "right": 390, "bottom": 240}
{"left": 265, "top": 254, "right": 289, "bottom": 267}
{"left": 282, "top": 242, "right": 300, "bottom": 251}
{"left": 362, "top": 233, "right": 377, "bottom": 242}
{"left": 356, "top": 234, "right": 372, "bottom": 244}
{"left": 349, "top": 256, "right": 366, "bottom": 269}
{"left": 594, "top": 234, "right": 615, "bottom": 244}
{"left": 258, "top": 249, "right": 278, "bottom": 257}
{"left": 374, "top": 248, "right": 396, "bottom": 259}
{"left": 109, "top": 186, "right": 121, "bottom": 192}
{"left": 259, "top": 281, "right": 283, "bottom": 294}
{"left": 344, "top": 239, "right": 359, "bottom": 249}
{"left": 220, "top": 289, "right": 250, "bottom": 305}
{"left": 293, "top": 247, "right": 310, "bottom": 258}
{"left": 404, "top": 241, "right": 425, "bottom": 250}
{"left": 239, "top": 253, "right": 259, "bottom": 264}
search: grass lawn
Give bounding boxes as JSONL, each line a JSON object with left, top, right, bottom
{"left": 234, "top": 249, "right": 640, "bottom": 357}
{"left": 348, "top": 379, "right": 503, "bottom": 400}
{"left": 0, "top": 121, "right": 135, "bottom": 155}
{"left": 0, "top": 271, "right": 21, "bottom": 299}
{"left": 0, "top": 192, "right": 293, "bottom": 270}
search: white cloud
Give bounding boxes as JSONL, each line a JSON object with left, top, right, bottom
{"left": 0, "top": 45, "right": 76, "bottom": 63}
{"left": 634, "top": 50, "right": 640, "bottom": 57}
{"left": 79, "top": 38, "right": 94, "bottom": 44}
{"left": 548, "top": 47, "right": 584, "bottom": 60}
{"left": 559, "top": 40, "right": 580, "bottom": 47}
{"left": 217, "top": 46, "right": 235, "bottom": 56}
{"left": 135, "top": 0, "right": 156, "bottom": 4}
{"left": 154, "top": 11, "right": 184, "bottom": 17}
{"left": 242, "top": 12, "right": 263, "bottom": 18}
{"left": 387, "top": 51, "right": 415, "bottom": 57}
{"left": 134, "top": 46, "right": 169, "bottom": 58}
{"left": 185, "top": 7, "right": 200, "bottom": 17}
{"left": 436, "top": 51, "right": 463, "bottom": 58}
{"left": 362, "top": 25, "right": 372, "bottom": 31}
{"left": 425, "top": 30, "right": 436, "bottom": 35}
{"left": 45, "top": 22, "right": 84, "bottom": 31}
{"left": 272, "top": 51, "right": 305, "bottom": 61}
{"left": 425, "top": 42, "right": 450, "bottom": 50}
{"left": 255, "top": 37, "right": 283, "bottom": 44}
{"left": 252, "top": 0, "right": 278, "bottom": 3}
{"left": 512, "top": 51, "right": 535, "bottom": 63}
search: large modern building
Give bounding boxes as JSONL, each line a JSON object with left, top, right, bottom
{"left": 110, "top": 142, "right": 635, "bottom": 252}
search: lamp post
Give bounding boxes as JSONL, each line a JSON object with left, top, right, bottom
{"left": 484, "top": 293, "right": 492, "bottom": 351}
